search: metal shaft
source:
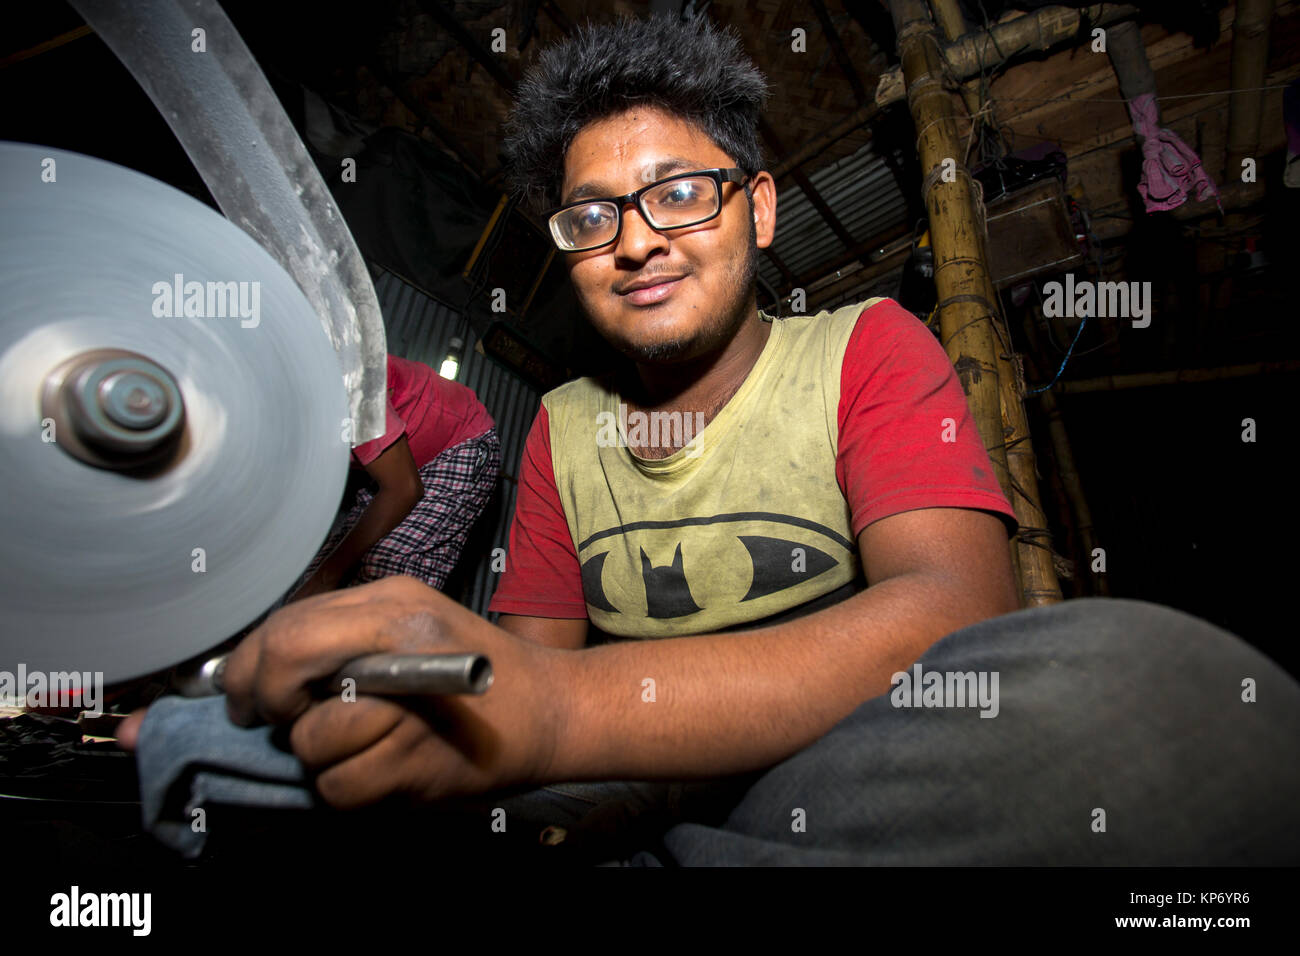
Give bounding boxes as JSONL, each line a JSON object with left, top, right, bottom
{"left": 326, "top": 654, "right": 494, "bottom": 696}
{"left": 175, "top": 652, "right": 493, "bottom": 697}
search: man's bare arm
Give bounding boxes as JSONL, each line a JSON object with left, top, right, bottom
{"left": 549, "top": 507, "right": 1019, "bottom": 781}
{"left": 192, "top": 507, "right": 1016, "bottom": 806}
{"left": 498, "top": 614, "right": 588, "bottom": 650}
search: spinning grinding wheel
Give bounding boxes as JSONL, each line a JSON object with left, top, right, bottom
{"left": 0, "top": 142, "right": 350, "bottom": 685}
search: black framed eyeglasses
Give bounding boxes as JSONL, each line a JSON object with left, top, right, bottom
{"left": 547, "top": 168, "right": 749, "bottom": 252}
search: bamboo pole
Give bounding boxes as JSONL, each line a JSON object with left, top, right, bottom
{"left": 930, "top": 0, "right": 1061, "bottom": 605}
{"left": 1105, "top": 19, "right": 1158, "bottom": 113}
{"left": 1226, "top": 0, "right": 1277, "bottom": 173}
{"left": 929, "top": 0, "right": 982, "bottom": 117}
{"left": 877, "top": 4, "right": 1140, "bottom": 107}
{"left": 892, "top": 0, "right": 1062, "bottom": 605}
{"left": 1039, "top": 387, "right": 1107, "bottom": 594}
{"left": 1221, "top": 0, "right": 1276, "bottom": 310}
{"left": 995, "top": 327, "right": 1062, "bottom": 605}
{"left": 806, "top": 246, "right": 912, "bottom": 312}
{"left": 1054, "top": 360, "right": 1300, "bottom": 393}
{"left": 0, "top": 25, "right": 93, "bottom": 70}
{"left": 1170, "top": 179, "right": 1267, "bottom": 220}
{"left": 930, "top": 0, "right": 969, "bottom": 41}
{"left": 1042, "top": 442, "right": 1082, "bottom": 597}
{"left": 1022, "top": 313, "right": 1109, "bottom": 596}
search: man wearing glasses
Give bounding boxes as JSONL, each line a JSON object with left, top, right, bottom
{"left": 132, "top": 13, "right": 1295, "bottom": 865}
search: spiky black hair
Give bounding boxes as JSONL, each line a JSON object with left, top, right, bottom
{"left": 503, "top": 14, "right": 770, "bottom": 215}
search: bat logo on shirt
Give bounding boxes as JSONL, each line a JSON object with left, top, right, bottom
{"left": 578, "top": 512, "right": 852, "bottom": 618}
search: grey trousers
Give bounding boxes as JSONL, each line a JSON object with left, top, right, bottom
{"left": 486, "top": 598, "right": 1300, "bottom": 865}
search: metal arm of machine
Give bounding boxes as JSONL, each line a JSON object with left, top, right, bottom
{"left": 69, "top": 0, "right": 388, "bottom": 445}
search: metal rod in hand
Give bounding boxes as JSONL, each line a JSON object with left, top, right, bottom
{"left": 174, "top": 652, "right": 493, "bottom": 697}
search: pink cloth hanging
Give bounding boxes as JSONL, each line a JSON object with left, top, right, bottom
{"left": 1128, "top": 93, "right": 1221, "bottom": 213}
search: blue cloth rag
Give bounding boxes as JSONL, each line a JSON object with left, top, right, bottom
{"left": 135, "top": 695, "right": 316, "bottom": 858}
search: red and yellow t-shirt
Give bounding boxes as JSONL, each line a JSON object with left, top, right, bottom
{"left": 489, "top": 298, "right": 1017, "bottom": 637}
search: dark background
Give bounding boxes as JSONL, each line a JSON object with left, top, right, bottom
{"left": 3, "top": 0, "right": 1296, "bottom": 679}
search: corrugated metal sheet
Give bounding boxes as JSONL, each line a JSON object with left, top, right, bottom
{"left": 373, "top": 269, "right": 540, "bottom": 616}
{"left": 760, "top": 138, "right": 911, "bottom": 297}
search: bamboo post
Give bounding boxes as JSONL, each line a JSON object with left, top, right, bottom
{"left": 928, "top": 0, "right": 968, "bottom": 41}
{"left": 1221, "top": 0, "right": 1276, "bottom": 310}
{"left": 877, "top": 4, "right": 1140, "bottom": 107}
{"left": 806, "top": 246, "right": 912, "bottom": 312}
{"left": 1021, "top": 312, "right": 1109, "bottom": 596}
{"left": 994, "top": 323, "right": 1062, "bottom": 605}
{"left": 1053, "top": 360, "right": 1300, "bottom": 393}
{"left": 929, "top": 0, "right": 982, "bottom": 118}
{"left": 1226, "top": 0, "right": 1276, "bottom": 174}
{"left": 1040, "top": 388, "right": 1107, "bottom": 595}
{"left": 891, "top": 0, "right": 1061, "bottom": 605}
{"left": 1105, "top": 19, "right": 1158, "bottom": 115}
{"left": 1042, "top": 442, "right": 1083, "bottom": 598}
{"left": 933, "top": 0, "right": 1062, "bottom": 606}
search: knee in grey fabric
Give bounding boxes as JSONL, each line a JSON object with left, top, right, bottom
{"left": 649, "top": 598, "right": 1300, "bottom": 866}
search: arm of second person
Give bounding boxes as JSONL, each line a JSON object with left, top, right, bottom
{"left": 290, "top": 436, "right": 424, "bottom": 599}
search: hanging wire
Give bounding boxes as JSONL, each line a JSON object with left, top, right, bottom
{"left": 1025, "top": 315, "right": 1087, "bottom": 394}
{"left": 1023, "top": 200, "right": 1118, "bottom": 392}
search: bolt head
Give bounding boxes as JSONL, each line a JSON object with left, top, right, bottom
{"left": 98, "top": 370, "right": 170, "bottom": 429}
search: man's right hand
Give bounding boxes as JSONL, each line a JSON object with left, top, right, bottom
{"left": 216, "top": 576, "right": 574, "bottom": 808}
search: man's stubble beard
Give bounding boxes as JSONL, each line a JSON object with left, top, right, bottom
{"left": 593, "top": 220, "right": 762, "bottom": 366}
